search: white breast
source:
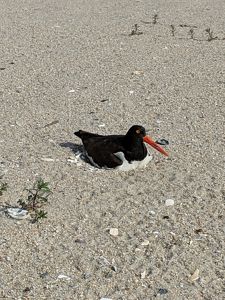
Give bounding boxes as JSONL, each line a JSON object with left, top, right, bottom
{"left": 114, "top": 152, "right": 153, "bottom": 171}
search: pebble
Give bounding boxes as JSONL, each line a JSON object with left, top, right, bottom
{"left": 165, "top": 199, "right": 175, "bottom": 206}
{"left": 141, "top": 240, "right": 149, "bottom": 246}
{"left": 158, "top": 288, "right": 168, "bottom": 295}
{"left": 109, "top": 228, "right": 118, "bottom": 236}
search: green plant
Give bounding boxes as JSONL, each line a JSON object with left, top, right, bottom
{"left": 18, "top": 178, "right": 52, "bottom": 222}
{"left": 153, "top": 14, "right": 158, "bottom": 24}
{"left": 0, "top": 182, "right": 7, "bottom": 196}
{"left": 205, "top": 28, "right": 217, "bottom": 41}
{"left": 129, "top": 24, "right": 143, "bottom": 36}
{"left": 189, "top": 28, "right": 194, "bottom": 39}
{"left": 170, "top": 24, "right": 175, "bottom": 36}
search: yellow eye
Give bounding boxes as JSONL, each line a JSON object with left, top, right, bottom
{"left": 136, "top": 129, "right": 140, "bottom": 134}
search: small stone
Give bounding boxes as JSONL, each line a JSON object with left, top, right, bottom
{"left": 158, "top": 288, "right": 168, "bottom": 295}
{"left": 190, "top": 269, "right": 199, "bottom": 281}
{"left": 109, "top": 228, "right": 118, "bottom": 236}
{"left": 149, "top": 210, "right": 156, "bottom": 215}
{"left": 165, "top": 199, "right": 174, "bottom": 206}
{"left": 141, "top": 240, "right": 149, "bottom": 246}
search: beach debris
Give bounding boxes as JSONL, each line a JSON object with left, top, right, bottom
{"left": 189, "top": 28, "right": 194, "bottom": 39}
{"left": 170, "top": 24, "right": 175, "bottom": 36}
{"left": 165, "top": 199, "right": 174, "bottom": 206}
{"left": 67, "top": 159, "right": 76, "bottom": 163}
{"left": 6, "top": 208, "right": 29, "bottom": 220}
{"left": 153, "top": 231, "right": 160, "bottom": 236}
{"left": 149, "top": 210, "right": 156, "bottom": 215}
{"left": 132, "top": 70, "right": 144, "bottom": 75}
{"left": 98, "top": 124, "right": 105, "bottom": 127}
{"left": 190, "top": 269, "right": 200, "bottom": 282}
{"left": 100, "top": 298, "right": 112, "bottom": 300}
{"left": 155, "top": 138, "right": 169, "bottom": 146}
{"left": 129, "top": 90, "right": 134, "bottom": 94}
{"left": 68, "top": 89, "right": 75, "bottom": 93}
{"left": 109, "top": 228, "right": 118, "bottom": 236}
{"left": 141, "top": 240, "right": 149, "bottom": 246}
{"left": 141, "top": 270, "right": 146, "bottom": 279}
{"left": 153, "top": 14, "right": 158, "bottom": 24}
{"left": 158, "top": 288, "right": 168, "bottom": 295}
{"left": 98, "top": 256, "right": 111, "bottom": 267}
{"left": 98, "top": 256, "right": 117, "bottom": 272}
{"left": 57, "top": 274, "right": 71, "bottom": 280}
{"left": 43, "top": 120, "right": 59, "bottom": 128}
{"left": 41, "top": 157, "right": 55, "bottom": 162}
{"left": 129, "top": 24, "right": 143, "bottom": 36}
{"left": 179, "top": 24, "right": 197, "bottom": 28}
{"left": 194, "top": 228, "right": 203, "bottom": 234}
{"left": 39, "top": 272, "right": 49, "bottom": 279}
{"left": 100, "top": 99, "right": 109, "bottom": 102}
{"left": 75, "top": 238, "right": 86, "bottom": 244}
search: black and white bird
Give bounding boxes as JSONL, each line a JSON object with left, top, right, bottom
{"left": 74, "top": 125, "right": 168, "bottom": 170}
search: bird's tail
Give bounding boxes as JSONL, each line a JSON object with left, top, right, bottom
{"left": 74, "top": 130, "right": 101, "bottom": 139}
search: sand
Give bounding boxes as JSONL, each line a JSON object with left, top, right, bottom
{"left": 0, "top": 0, "right": 225, "bottom": 299}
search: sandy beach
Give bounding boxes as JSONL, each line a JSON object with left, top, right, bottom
{"left": 0, "top": 0, "right": 225, "bottom": 299}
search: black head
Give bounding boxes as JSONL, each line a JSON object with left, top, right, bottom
{"left": 126, "top": 125, "right": 146, "bottom": 140}
{"left": 125, "top": 125, "right": 169, "bottom": 157}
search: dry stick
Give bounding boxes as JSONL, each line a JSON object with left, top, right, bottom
{"left": 170, "top": 25, "right": 175, "bottom": 36}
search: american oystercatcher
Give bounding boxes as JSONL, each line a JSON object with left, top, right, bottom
{"left": 74, "top": 125, "right": 168, "bottom": 171}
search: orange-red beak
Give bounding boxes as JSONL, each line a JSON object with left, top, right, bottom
{"left": 143, "top": 136, "right": 169, "bottom": 157}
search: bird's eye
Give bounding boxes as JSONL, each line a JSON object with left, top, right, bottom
{"left": 136, "top": 129, "right": 141, "bottom": 134}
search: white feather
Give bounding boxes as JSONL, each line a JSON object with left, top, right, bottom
{"left": 114, "top": 152, "right": 153, "bottom": 171}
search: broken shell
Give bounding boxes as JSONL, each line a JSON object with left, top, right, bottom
{"left": 6, "top": 208, "right": 29, "bottom": 220}
{"left": 190, "top": 269, "right": 200, "bottom": 281}
{"left": 141, "top": 240, "right": 149, "bottom": 246}
{"left": 57, "top": 274, "right": 71, "bottom": 280}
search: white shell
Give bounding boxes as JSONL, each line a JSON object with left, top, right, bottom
{"left": 7, "top": 208, "right": 29, "bottom": 220}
